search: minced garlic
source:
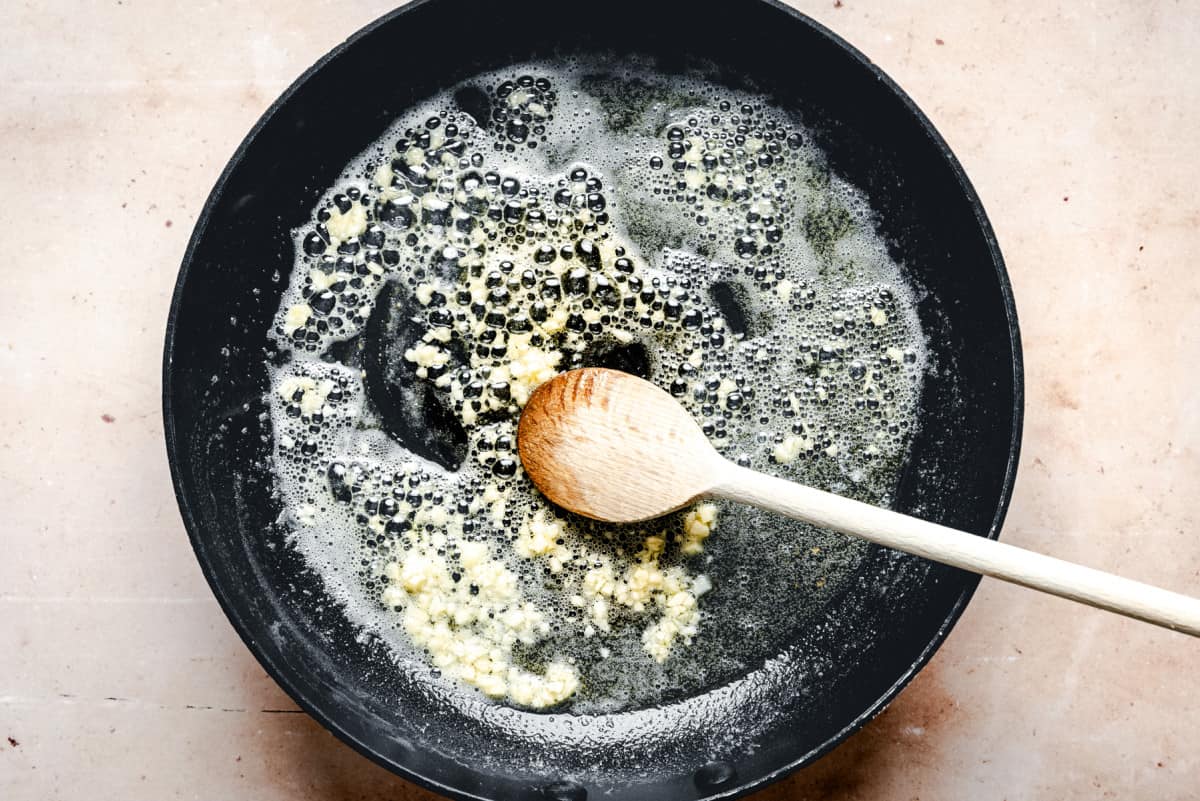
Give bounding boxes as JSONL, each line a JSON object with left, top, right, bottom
{"left": 772, "top": 435, "right": 812, "bottom": 464}
{"left": 680, "top": 503, "right": 718, "bottom": 556}
{"left": 325, "top": 203, "right": 367, "bottom": 241}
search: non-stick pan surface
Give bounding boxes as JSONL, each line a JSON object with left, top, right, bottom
{"left": 163, "top": 1, "right": 1023, "bottom": 798}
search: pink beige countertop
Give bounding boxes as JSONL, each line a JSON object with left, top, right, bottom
{"left": 2, "top": 1, "right": 1198, "bottom": 798}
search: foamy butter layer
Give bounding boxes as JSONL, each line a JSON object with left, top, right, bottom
{"left": 266, "top": 59, "right": 927, "bottom": 711}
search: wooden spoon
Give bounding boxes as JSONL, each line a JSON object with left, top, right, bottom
{"left": 518, "top": 367, "right": 1200, "bottom": 637}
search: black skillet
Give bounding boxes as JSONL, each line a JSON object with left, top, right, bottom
{"left": 162, "top": 1, "right": 1023, "bottom": 798}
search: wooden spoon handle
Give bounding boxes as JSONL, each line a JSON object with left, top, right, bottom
{"left": 712, "top": 463, "right": 1200, "bottom": 637}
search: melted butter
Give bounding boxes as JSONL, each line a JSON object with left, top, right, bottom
{"left": 265, "top": 59, "right": 929, "bottom": 712}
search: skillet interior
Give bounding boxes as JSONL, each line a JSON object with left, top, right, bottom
{"left": 163, "top": 1, "right": 1023, "bottom": 798}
